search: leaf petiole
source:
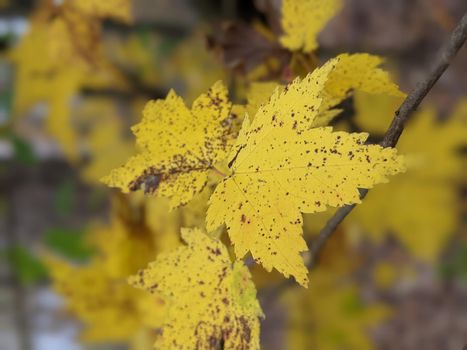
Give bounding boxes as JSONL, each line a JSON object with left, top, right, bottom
{"left": 212, "top": 167, "right": 227, "bottom": 178}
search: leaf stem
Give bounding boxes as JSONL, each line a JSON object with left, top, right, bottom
{"left": 212, "top": 166, "right": 227, "bottom": 178}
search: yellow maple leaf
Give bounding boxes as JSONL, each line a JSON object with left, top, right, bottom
{"left": 316, "top": 53, "right": 405, "bottom": 126}
{"left": 129, "top": 228, "right": 263, "bottom": 350}
{"left": 207, "top": 58, "right": 405, "bottom": 286}
{"left": 284, "top": 270, "right": 389, "bottom": 350}
{"left": 236, "top": 54, "right": 403, "bottom": 128}
{"left": 280, "top": 0, "right": 343, "bottom": 52}
{"left": 350, "top": 104, "right": 466, "bottom": 260}
{"left": 102, "top": 81, "right": 238, "bottom": 209}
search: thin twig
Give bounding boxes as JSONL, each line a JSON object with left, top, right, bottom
{"left": 261, "top": 11, "right": 467, "bottom": 304}
{"left": 309, "top": 11, "right": 467, "bottom": 267}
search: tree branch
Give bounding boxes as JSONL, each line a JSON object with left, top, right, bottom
{"left": 307, "top": 11, "right": 467, "bottom": 268}
{"left": 260, "top": 11, "right": 467, "bottom": 303}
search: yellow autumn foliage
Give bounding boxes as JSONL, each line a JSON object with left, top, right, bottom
{"left": 9, "top": 14, "right": 125, "bottom": 161}
{"left": 316, "top": 54, "right": 405, "bottom": 126}
{"left": 129, "top": 228, "right": 263, "bottom": 350}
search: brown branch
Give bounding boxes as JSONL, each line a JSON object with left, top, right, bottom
{"left": 260, "top": 11, "right": 467, "bottom": 304}
{"left": 308, "top": 11, "right": 467, "bottom": 268}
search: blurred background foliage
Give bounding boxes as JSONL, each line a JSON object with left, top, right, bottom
{"left": 0, "top": 0, "right": 465, "bottom": 349}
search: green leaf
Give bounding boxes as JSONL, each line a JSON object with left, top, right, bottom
{"left": 3, "top": 246, "right": 48, "bottom": 285}
{"left": 43, "top": 228, "right": 94, "bottom": 261}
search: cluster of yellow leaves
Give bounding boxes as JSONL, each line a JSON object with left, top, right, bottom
{"left": 44, "top": 195, "right": 180, "bottom": 344}
{"left": 9, "top": 0, "right": 130, "bottom": 161}
{"left": 130, "top": 228, "right": 263, "bottom": 350}
{"left": 350, "top": 100, "right": 467, "bottom": 260}
{"left": 284, "top": 271, "right": 389, "bottom": 350}
{"left": 9, "top": 22, "right": 125, "bottom": 161}
{"left": 280, "top": 0, "right": 343, "bottom": 52}
{"left": 60, "top": 1, "right": 427, "bottom": 347}
{"left": 105, "top": 53, "right": 405, "bottom": 287}
{"left": 9, "top": 21, "right": 82, "bottom": 159}
{"left": 12, "top": 0, "right": 437, "bottom": 347}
